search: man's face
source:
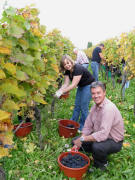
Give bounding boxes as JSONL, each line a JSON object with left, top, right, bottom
{"left": 101, "top": 46, "right": 105, "bottom": 50}
{"left": 91, "top": 86, "right": 106, "bottom": 105}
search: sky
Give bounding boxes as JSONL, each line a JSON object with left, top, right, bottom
{"left": 0, "top": 0, "right": 135, "bottom": 49}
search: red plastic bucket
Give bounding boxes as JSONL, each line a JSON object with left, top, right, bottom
{"left": 58, "top": 119, "right": 80, "bottom": 138}
{"left": 60, "top": 92, "right": 69, "bottom": 99}
{"left": 14, "top": 122, "right": 33, "bottom": 137}
{"left": 58, "top": 151, "right": 90, "bottom": 180}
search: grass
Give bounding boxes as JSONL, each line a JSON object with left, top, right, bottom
{"left": 1, "top": 71, "right": 135, "bottom": 180}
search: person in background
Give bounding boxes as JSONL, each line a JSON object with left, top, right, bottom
{"left": 73, "top": 48, "right": 89, "bottom": 69}
{"left": 55, "top": 55, "right": 95, "bottom": 130}
{"left": 121, "top": 58, "right": 130, "bottom": 89}
{"left": 73, "top": 81, "right": 124, "bottom": 171}
{"left": 91, "top": 44, "right": 105, "bottom": 81}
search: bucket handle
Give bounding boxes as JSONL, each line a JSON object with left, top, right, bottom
{"left": 13, "top": 120, "right": 25, "bottom": 133}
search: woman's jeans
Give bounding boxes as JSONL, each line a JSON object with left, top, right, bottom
{"left": 71, "top": 85, "right": 91, "bottom": 130}
{"left": 91, "top": 61, "right": 99, "bottom": 81}
{"left": 82, "top": 63, "right": 89, "bottom": 69}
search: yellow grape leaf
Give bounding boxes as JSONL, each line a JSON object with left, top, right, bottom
{"left": 18, "top": 103, "right": 27, "bottom": 108}
{"left": 31, "top": 28, "right": 42, "bottom": 37}
{"left": 33, "top": 94, "right": 47, "bottom": 104}
{"left": 43, "top": 58, "right": 48, "bottom": 63}
{"left": 4, "top": 63, "right": 16, "bottom": 75}
{"left": 38, "top": 87, "right": 46, "bottom": 94}
{"left": 16, "top": 70, "right": 29, "bottom": 81}
{"left": 30, "top": 21, "right": 38, "bottom": 28}
{"left": 19, "top": 39, "right": 29, "bottom": 51}
{"left": 1, "top": 118, "right": 11, "bottom": 124}
{"left": 1, "top": 81, "right": 26, "bottom": 97}
{"left": 20, "top": 137, "right": 27, "bottom": 141}
{"left": 123, "top": 142, "right": 131, "bottom": 148}
{"left": 133, "top": 124, "right": 135, "bottom": 128}
{"left": 47, "top": 81, "right": 50, "bottom": 85}
{"left": 0, "top": 69, "right": 6, "bottom": 79}
{"left": 14, "top": 145, "right": 17, "bottom": 149}
{"left": 24, "top": 142, "right": 36, "bottom": 153}
{"left": 3, "top": 99, "right": 19, "bottom": 111}
{"left": 3, "top": 131, "right": 13, "bottom": 145}
{"left": 0, "top": 147, "right": 9, "bottom": 159}
{"left": 0, "top": 110, "right": 11, "bottom": 121}
{"left": 17, "top": 111, "right": 23, "bottom": 116}
{"left": 0, "top": 39, "right": 12, "bottom": 48}
{"left": 8, "top": 124, "right": 14, "bottom": 132}
{"left": 0, "top": 46, "right": 11, "bottom": 55}
{"left": 51, "top": 64, "right": 59, "bottom": 73}
{"left": 47, "top": 75, "right": 56, "bottom": 81}
{"left": 0, "top": 123, "right": 8, "bottom": 131}
{"left": 0, "top": 123, "right": 13, "bottom": 132}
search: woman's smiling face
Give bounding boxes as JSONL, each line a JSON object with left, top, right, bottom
{"left": 63, "top": 59, "right": 73, "bottom": 71}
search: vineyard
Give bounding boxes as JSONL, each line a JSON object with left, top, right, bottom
{"left": 0, "top": 5, "right": 135, "bottom": 180}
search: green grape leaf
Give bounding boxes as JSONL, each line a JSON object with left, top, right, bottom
{"left": 16, "top": 70, "right": 29, "bottom": 81}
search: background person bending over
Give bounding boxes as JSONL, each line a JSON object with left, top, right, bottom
{"left": 73, "top": 48, "right": 89, "bottom": 69}
{"left": 73, "top": 81, "right": 124, "bottom": 171}
{"left": 91, "top": 44, "right": 105, "bottom": 81}
{"left": 55, "top": 55, "right": 95, "bottom": 130}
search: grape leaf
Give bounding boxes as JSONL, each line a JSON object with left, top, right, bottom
{"left": 16, "top": 70, "right": 29, "bottom": 81}
{"left": 0, "top": 110, "right": 11, "bottom": 121}
{"left": 0, "top": 69, "right": 6, "bottom": 79}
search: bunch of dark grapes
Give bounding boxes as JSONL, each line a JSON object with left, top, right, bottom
{"left": 60, "top": 153, "right": 88, "bottom": 168}
{"left": 66, "top": 124, "right": 75, "bottom": 128}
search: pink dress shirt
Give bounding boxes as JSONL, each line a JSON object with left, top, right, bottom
{"left": 82, "top": 97, "right": 124, "bottom": 142}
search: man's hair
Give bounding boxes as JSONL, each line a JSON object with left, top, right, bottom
{"left": 60, "top": 54, "right": 74, "bottom": 72}
{"left": 90, "top": 81, "right": 106, "bottom": 92}
{"left": 99, "top": 43, "right": 104, "bottom": 47}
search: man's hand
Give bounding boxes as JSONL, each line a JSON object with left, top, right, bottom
{"left": 54, "top": 89, "right": 63, "bottom": 98}
{"left": 73, "top": 137, "right": 82, "bottom": 148}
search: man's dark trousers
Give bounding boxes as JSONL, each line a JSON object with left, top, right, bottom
{"left": 72, "top": 137, "right": 123, "bottom": 168}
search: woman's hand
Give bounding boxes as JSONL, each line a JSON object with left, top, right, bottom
{"left": 54, "top": 89, "right": 63, "bottom": 98}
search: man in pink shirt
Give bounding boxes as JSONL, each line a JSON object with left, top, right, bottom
{"left": 73, "top": 81, "right": 124, "bottom": 171}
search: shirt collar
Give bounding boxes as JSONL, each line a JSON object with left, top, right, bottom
{"left": 96, "top": 97, "right": 107, "bottom": 109}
